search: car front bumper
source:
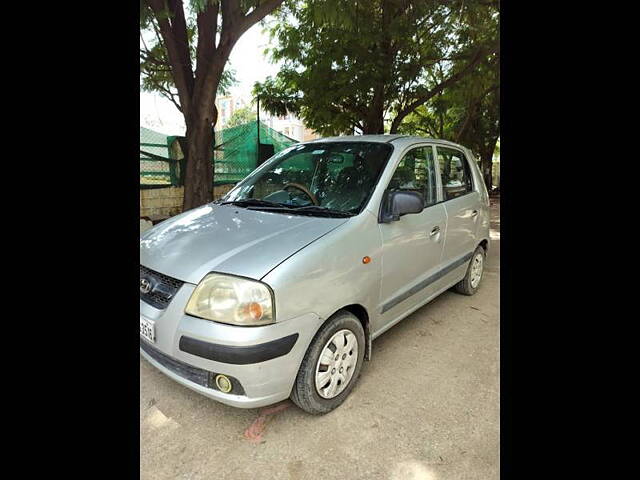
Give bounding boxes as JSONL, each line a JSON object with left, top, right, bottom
{"left": 139, "top": 284, "right": 323, "bottom": 409}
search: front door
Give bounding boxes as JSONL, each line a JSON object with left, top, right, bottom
{"left": 376, "top": 145, "right": 447, "bottom": 334}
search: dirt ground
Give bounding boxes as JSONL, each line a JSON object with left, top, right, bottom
{"left": 140, "top": 200, "right": 500, "bottom": 480}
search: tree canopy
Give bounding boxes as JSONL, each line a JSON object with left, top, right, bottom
{"left": 254, "top": 0, "right": 499, "bottom": 136}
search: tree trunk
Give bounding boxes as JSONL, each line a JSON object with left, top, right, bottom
{"left": 146, "top": 0, "right": 285, "bottom": 212}
{"left": 481, "top": 150, "right": 493, "bottom": 192}
{"left": 360, "top": 0, "right": 393, "bottom": 135}
{"left": 362, "top": 105, "right": 385, "bottom": 134}
{"left": 183, "top": 105, "right": 218, "bottom": 211}
{"left": 480, "top": 135, "right": 499, "bottom": 192}
{"left": 361, "top": 73, "right": 386, "bottom": 134}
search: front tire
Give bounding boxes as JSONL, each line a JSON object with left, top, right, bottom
{"left": 290, "top": 311, "right": 365, "bottom": 415}
{"left": 454, "top": 245, "right": 486, "bottom": 296}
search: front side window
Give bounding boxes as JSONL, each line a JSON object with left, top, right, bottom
{"left": 437, "top": 147, "right": 473, "bottom": 200}
{"left": 222, "top": 142, "right": 393, "bottom": 216}
{"left": 387, "top": 146, "right": 437, "bottom": 207}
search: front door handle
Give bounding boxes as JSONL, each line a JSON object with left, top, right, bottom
{"left": 430, "top": 226, "right": 440, "bottom": 236}
{"left": 471, "top": 210, "right": 479, "bottom": 217}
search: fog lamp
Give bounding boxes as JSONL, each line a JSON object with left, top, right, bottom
{"left": 215, "top": 374, "right": 233, "bottom": 393}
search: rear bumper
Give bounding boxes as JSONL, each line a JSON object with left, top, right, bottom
{"left": 140, "top": 287, "right": 324, "bottom": 409}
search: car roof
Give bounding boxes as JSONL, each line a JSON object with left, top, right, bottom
{"left": 304, "top": 134, "right": 469, "bottom": 151}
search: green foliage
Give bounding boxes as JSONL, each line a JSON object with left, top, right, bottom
{"left": 254, "top": 0, "right": 499, "bottom": 135}
{"left": 225, "top": 105, "right": 257, "bottom": 128}
{"left": 398, "top": 53, "right": 499, "bottom": 161}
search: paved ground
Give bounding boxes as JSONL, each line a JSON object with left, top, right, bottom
{"left": 140, "top": 200, "right": 500, "bottom": 480}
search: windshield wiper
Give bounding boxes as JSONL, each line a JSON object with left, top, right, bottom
{"left": 219, "top": 199, "right": 288, "bottom": 208}
{"left": 220, "top": 199, "right": 354, "bottom": 217}
{"left": 281, "top": 205, "right": 356, "bottom": 217}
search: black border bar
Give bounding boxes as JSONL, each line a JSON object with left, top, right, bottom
{"left": 179, "top": 333, "right": 299, "bottom": 365}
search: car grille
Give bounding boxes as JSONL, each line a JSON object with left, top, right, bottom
{"left": 140, "top": 265, "right": 184, "bottom": 310}
{"left": 139, "top": 339, "right": 245, "bottom": 395}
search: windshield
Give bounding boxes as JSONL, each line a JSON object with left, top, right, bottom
{"left": 221, "top": 142, "right": 393, "bottom": 216}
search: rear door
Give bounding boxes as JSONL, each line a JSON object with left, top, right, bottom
{"left": 436, "top": 146, "right": 481, "bottom": 265}
{"left": 377, "top": 145, "right": 447, "bottom": 333}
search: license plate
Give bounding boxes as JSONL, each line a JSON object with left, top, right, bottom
{"left": 140, "top": 316, "right": 155, "bottom": 343}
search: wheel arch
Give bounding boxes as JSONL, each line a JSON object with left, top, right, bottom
{"left": 326, "top": 304, "right": 372, "bottom": 361}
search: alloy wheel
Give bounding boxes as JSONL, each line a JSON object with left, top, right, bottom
{"left": 470, "top": 252, "right": 484, "bottom": 288}
{"left": 314, "top": 329, "right": 359, "bottom": 399}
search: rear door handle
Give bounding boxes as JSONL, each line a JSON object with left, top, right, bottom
{"left": 471, "top": 210, "right": 479, "bottom": 217}
{"left": 430, "top": 226, "right": 440, "bottom": 236}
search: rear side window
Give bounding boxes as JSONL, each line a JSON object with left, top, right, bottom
{"left": 388, "top": 146, "right": 437, "bottom": 207}
{"left": 437, "top": 147, "right": 473, "bottom": 200}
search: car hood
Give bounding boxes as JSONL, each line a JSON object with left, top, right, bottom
{"left": 140, "top": 204, "right": 348, "bottom": 284}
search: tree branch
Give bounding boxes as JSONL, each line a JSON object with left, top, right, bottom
{"left": 389, "top": 47, "right": 495, "bottom": 134}
{"left": 219, "top": 0, "right": 244, "bottom": 46}
{"left": 140, "top": 48, "right": 170, "bottom": 69}
{"left": 145, "top": 76, "right": 183, "bottom": 113}
{"left": 188, "top": 0, "right": 286, "bottom": 126}
{"left": 148, "top": 0, "right": 194, "bottom": 118}
{"left": 455, "top": 83, "right": 500, "bottom": 143}
{"left": 240, "top": 0, "right": 285, "bottom": 36}
{"left": 195, "top": 0, "right": 219, "bottom": 78}
{"left": 219, "top": 0, "right": 285, "bottom": 53}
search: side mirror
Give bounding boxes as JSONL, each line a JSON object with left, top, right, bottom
{"left": 380, "top": 191, "right": 424, "bottom": 223}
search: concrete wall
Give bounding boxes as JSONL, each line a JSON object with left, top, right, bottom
{"left": 140, "top": 218, "right": 153, "bottom": 234}
{"left": 140, "top": 187, "right": 184, "bottom": 219}
{"left": 140, "top": 184, "right": 235, "bottom": 220}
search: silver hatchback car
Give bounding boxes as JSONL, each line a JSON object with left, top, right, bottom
{"left": 140, "top": 135, "right": 490, "bottom": 414}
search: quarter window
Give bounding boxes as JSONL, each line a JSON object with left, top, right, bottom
{"left": 388, "top": 146, "right": 437, "bottom": 207}
{"left": 437, "top": 147, "right": 472, "bottom": 200}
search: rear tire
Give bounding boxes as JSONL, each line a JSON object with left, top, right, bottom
{"left": 454, "top": 245, "right": 486, "bottom": 296}
{"left": 290, "top": 311, "right": 365, "bottom": 415}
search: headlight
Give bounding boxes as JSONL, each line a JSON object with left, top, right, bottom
{"left": 185, "top": 273, "right": 275, "bottom": 326}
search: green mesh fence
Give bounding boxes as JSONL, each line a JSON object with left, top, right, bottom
{"left": 140, "top": 127, "right": 175, "bottom": 186}
{"left": 140, "top": 122, "right": 296, "bottom": 188}
{"left": 213, "top": 121, "right": 296, "bottom": 185}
